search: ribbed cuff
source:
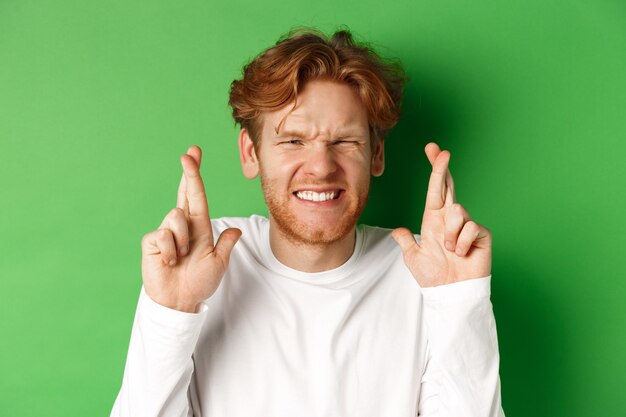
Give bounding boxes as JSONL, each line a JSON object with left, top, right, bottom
{"left": 420, "top": 275, "right": 491, "bottom": 305}
{"left": 139, "top": 287, "right": 208, "bottom": 334}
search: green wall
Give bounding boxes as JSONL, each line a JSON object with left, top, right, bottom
{"left": 1, "top": 0, "right": 624, "bottom": 415}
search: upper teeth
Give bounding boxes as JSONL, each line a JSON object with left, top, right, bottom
{"left": 296, "top": 191, "right": 338, "bottom": 202}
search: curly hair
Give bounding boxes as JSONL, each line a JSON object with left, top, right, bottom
{"left": 228, "top": 28, "right": 406, "bottom": 147}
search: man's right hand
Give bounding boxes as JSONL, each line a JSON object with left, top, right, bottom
{"left": 140, "top": 146, "right": 241, "bottom": 313}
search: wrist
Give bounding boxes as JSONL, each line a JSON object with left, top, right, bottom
{"left": 173, "top": 302, "right": 202, "bottom": 314}
{"left": 161, "top": 299, "right": 202, "bottom": 313}
{"left": 147, "top": 291, "right": 203, "bottom": 313}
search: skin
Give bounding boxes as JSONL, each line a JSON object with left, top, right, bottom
{"left": 140, "top": 79, "right": 491, "bottom": 313}
{"left": 238, "top": 80, "right": 384, "bottom": 272}
{"left": 392, "top": 143, "right": 492, "bottom": 287}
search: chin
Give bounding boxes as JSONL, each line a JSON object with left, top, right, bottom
{"left": 281, "top": 217, "right": 355, "bottom": 245}
{"left": 260, "top": 173, "right": 369, "bottom": 246}
{"left": 269, "top": 206, "right": 360, "bottom": 246}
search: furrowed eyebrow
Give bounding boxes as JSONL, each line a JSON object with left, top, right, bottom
{"left": 335, "top": 133, "right": 365, "bottom": 139}
{"left": 275, "top": 130, "right": 310, "bottom": 140}
{"left": 276, "top": 130, "right": 366, "bottom": 140}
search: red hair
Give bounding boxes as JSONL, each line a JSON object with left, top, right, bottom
{"left": 228, "top": 28, "right": 406, "bottom": 147}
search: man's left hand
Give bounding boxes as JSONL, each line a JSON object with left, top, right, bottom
{"left": 392, "top": 142, "right": 492, "bottom": 288}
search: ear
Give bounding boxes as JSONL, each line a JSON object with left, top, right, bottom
{"left": 238, "top": 128, "right": 260, "bottom": 179}
{"left": 371, "top": 138, "right": 385, "bottom": 177}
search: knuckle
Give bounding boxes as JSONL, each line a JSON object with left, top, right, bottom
{"left": 156, "top": 228, "right": 172, "bottom": 240}
{"left": 142, "top": 230, "right": 160, "bottom": 244}
{"left": 169, "top": 218, "right": 189, "bottom": 238}
{"left": 176, "top": 229, "right": 190, "bottom": 240}
{"left": 169, "top": 207, "right": 185, "bottom": 218}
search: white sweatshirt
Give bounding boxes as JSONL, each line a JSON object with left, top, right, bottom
{"left": 111, "top": 215, "right": 504, "bottom": 417}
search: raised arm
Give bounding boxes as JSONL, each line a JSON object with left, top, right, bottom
{"left": 392, "top": 143, "right": 504, "bottom": 416}
{"left": 142, "top": 145, "right": 241, "bottom": 312}
{"left": 391, "top": 142, "right": 491, "bottom": 287}
{"left": 111, "top": 146, "right": 241, "bottom": 417}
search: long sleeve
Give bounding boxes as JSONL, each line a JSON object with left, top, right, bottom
{"left": 417, "top": 276, "right": 504, "bottom": 417}
{"left": 110, "top": 287, "right": 207, "bottom": 417}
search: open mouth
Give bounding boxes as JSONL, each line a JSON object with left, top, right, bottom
{"left": 294, "top": 190, "right": 343, "bottom": 202}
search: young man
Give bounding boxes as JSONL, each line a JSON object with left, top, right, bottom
{"left": 111, "top": 29, "right": 504, "bottom": 416}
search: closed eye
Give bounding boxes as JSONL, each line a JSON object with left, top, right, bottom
{"left": 279, "top": 139, "right": 304, "bottom": 146}
{"left": 333, "top": 139, "right": 359, "bottom": 146}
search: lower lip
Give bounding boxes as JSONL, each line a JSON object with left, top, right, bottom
{"left": 292, "top": 191, "right": 345, "bottom": 207}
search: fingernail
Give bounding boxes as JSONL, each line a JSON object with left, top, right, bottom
{"left": 445, "top": 241, "right": 454, "bottom": 251}
{"left": 169, "top": 258, "right": 177, "bottom": 266}
{"left": 180, "top": 245, "right": 188, "bottom": 256}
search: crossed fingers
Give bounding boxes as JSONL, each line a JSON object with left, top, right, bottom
{"left": 424, "top": 142, "right": 456, "bottom": 210}
{"left": 424, "top": 143, "right": 489, "bottom": 257}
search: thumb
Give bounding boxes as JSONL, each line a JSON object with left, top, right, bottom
{"left": 214, "top": 228, "right": 242, "bottom": 265}
{"left": 391, "top": 227, "right": 420, "bottom": 255}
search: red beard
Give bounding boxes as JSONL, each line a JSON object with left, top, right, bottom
{"left": 259, "top": 171, "right": 369, "bottom": 246}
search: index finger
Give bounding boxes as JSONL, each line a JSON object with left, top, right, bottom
{"left": 180, "top": 153, "right": 212, "bottom": 236}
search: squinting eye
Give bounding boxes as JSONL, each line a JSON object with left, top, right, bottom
{"left": 282, "top": 139, "right": 303, "bottom": 145}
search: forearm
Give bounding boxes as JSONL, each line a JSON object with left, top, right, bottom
{"left": 111, "top": 288, "right": 206, "bottom": 417}
{"left": 418, "top": 276, "right": 504, "bottom": 417}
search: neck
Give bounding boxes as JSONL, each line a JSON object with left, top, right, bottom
{"left": 268, "top": 218, "right": 357, "bottom": 273}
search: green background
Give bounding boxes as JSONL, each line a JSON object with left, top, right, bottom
{"left": 1, "top": 0, "right": 624, "bottom": 415}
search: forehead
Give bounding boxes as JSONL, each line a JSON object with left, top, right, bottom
{"left": 262, "top": 80, "right": 369, "bottom": 138}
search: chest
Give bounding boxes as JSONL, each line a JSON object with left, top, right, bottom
{"left": 191, "top": 260, "right": 427, "bottom": 416}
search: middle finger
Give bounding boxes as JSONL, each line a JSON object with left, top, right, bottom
{"left": 176, "top": 146, "right": 203, "bottom": 214}
{"left": 425, "top": 142, "right": 456, "bottom": 206}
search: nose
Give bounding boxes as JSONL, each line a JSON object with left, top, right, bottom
{"left": 302, "top": 144, "right": 338, "bottom": 178}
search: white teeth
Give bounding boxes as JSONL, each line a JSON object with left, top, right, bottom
{"left": 296, "top": 191, "right": 339, "bottom": 202}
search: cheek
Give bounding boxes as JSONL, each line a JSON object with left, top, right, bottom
{"left": 341, "top": 155, "right": 371, "bottom": 183}
{"left": 259, "top": 156, "right": 299, "bottom": 187}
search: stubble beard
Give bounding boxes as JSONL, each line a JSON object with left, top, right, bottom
{"left": 260, "top": 171, "right": 369, "bottom": 247}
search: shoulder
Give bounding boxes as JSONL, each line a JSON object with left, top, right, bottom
{"left": 211, "top": 215, "right": 268, "bottom": 234}
{"left": 355, "top": 224, "right": 419, "bottom": 290}
{"left": 211, "top": 215, "right": 268, "bottom": 254}
{"left": 209, "top": 215, "right": 268, "bottom": 268}
{"left": 357, "top": 224, "right": 422, "bottom": 271}
{"left": 359, "top": 224, "right": 421, "bottom": 253}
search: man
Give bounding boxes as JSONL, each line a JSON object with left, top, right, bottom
{"left": 111, "top": 28, "right": 504, "bottom": 416}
